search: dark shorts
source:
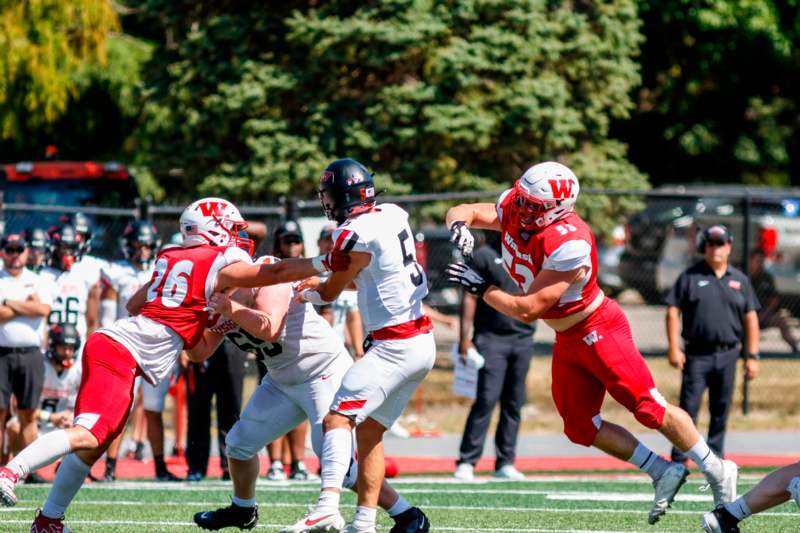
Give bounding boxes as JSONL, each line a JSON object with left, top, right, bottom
{"left": 0, "top": 346, "right": 45, "bottom": 410}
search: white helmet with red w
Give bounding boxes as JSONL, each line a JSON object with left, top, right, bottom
{"left": 179, "top": 197, "right": 254, "bottom": 254}
{"left": 513, "top": 161, "right": 579, "bottom": 230}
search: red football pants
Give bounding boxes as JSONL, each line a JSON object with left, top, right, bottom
{"left": 73, "top": 333, "right": 142, "bottom": 445}
{"left": 551, "top": 298, "right": 667, "bottom": 446}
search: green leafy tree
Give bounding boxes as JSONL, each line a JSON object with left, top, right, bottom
{"left": 133, "top": 0, "right": 649, "bottom": 233}
{"left": 0, "top": 0, "right": 120, "bottom": 142}
{"left": 618, "top": 0, "right": 800, "bottom": 186}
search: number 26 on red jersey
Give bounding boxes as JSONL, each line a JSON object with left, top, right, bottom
{"left": 146, "top": 258, "right": 194, "bottom": 308}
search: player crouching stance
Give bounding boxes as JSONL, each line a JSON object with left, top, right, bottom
{"left": 191, "top": 255, "right": 428, "bottom": 532}
{"left": 445, "top": 162, "right": 738, "bottom": 525}
{"left": 701, "top": 463, "right": 800, "bottom": 532}
{"left": 0, "top": 197, "right": 350, "bottom": 532}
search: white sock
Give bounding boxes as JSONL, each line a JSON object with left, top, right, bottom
{"left": 685, "top": 438, "right": 723, "bottom": 481}
{"left": 628, "top": 442, "right": 669, "bottom": 481}
{"left": 316, "top": 490, "right": 340, "bottom": 512}
{"left": 231, "top": 495, "right": 256, "bottom": 508}
{"left": 270, "top": 460, "right": 283, "bottom": 469}
{"left": 41, "top": 453, "right": 91, "bottom": 519}
{"left": 320, "top": 428, "right": 352, "bottom": 490}
{"left": 352, "top": 505, "right": 377, "bottom": 529}
{"left": 8, "top": 429, "right": 72, "bottom": 479}
{"left": 387, "top": 494, "right": 412, "bottom": 517}
{"left": 724, "top": 497, "right": 751, "bottom": 521}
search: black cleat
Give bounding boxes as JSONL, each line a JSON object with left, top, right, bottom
{"left": 156, "top": 470, "right": 182, "bottom": 482}
{"left": 700, "top": 505, "right": 741, "bottom": 533}
{"left": 390, "top": 507, "right": 430, "bottom": 533}
{"left": 24, "top": 472, "right": 47, "bottom": 484}
{"left": 194, "top": 503, "right": 258, "bottom": 531}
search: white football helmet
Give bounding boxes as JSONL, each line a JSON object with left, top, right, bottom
{"left": 179, "top": 197, "right": 253, "bottom": 254}
{"left": 513, "top": 161, "right": 579, "bottom": 229}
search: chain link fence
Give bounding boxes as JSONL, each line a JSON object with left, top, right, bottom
{"left": 4, "top": 185, "right": 800, "bottom": 426}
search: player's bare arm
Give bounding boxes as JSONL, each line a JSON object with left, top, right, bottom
{"left": 299, "top": 251, "right": 371, "bottom": 304}
{"left": 445, "top": 202, "right": 501, "bottom": 231}
{"left": 208, "top": 283, "right": 291, "bottom": 343}
{"left": 185, "top": 328, "right": 225, "bottom": 362}
{"left": 125, "top": 284, "right": 148, "bottom": 316}
{"left": 215, "top": 253, "right": 348, "bottom": 292}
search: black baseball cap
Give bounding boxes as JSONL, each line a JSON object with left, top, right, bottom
{"left": 703, "top": 225, "right": 733, "bottom": 246}
{"left": 275, "top": 220, "right": 303, "bottom": 242}
{"left": 1, "top": 234, "right": 27, "bottom": 251}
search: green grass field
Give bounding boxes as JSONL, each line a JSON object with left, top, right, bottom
{"left": 3, "top": 474, "right": 798, "bottom": 532}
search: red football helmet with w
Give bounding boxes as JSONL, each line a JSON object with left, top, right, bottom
{"left": 179, "top": 197, "right": 254, "bottom": 255}
{"left": 512, "top": 161, "right": 580, "bottom": 230}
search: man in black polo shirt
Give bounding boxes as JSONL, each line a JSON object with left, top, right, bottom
{"left": 665, "top": 225, "right": 760, "bottom": 463}
{"left": 454, "top": 233, "right": 536, "bottom": 480}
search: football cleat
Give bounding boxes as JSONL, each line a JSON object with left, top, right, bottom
{"left": 155, "top": 470, "right": 182, "bottom": 482}
{"left": 279, "top": 508, "right": 345, "bottom": 532}
{"left": 290, "top": 461, "right": 319, "bottom": 481}
{"left": 267, "top": 461, "right": 287, "bottom": 481}
{"left": 493, "top": 465, "right": 525, "bottom": 480}
{"left": 0, "top": 466, "right": 19, "bottom": 506}
{"left": 700, "top": 505, "right": 741, "bottom": 533}
{"left": 788, "top": 476, "right": 800, "bottom": 507}
{"left": 453, "top": 463, "right": 474, "bottom": 481}
{"left": 389, "top": 507, "right": 430, "bottom": 533}
{"left": 31, "top": 510, "right": 72, "bottom": 533}
{"left": 648, "top": 462, "right": 688, "bottom": 524}
{"left": 194, "top": 503, "right": 258, "bottom": 531}
{"left": 708, "top": 460, "right": 738, "bottom": 506}
{"left": 25, "top": 472, "right": 47, "bottom": 485}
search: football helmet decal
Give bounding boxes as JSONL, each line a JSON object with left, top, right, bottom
{"left": 512, "top": 161, "right": 579, "bottom": 230}
{"left": 179, "top": 197, "right": 253, "bottom": 255}
{"left": 318, "top": 158, "right": 376, "bottom": 224}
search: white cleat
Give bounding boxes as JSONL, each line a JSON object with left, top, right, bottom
{"left": 788, "top": 476, "right": 800, "bottom": 507}
{"left": 493, "top": 465, "right": 525, "bottom": 481}
{"left": 708, "top": 460, "right": 738, "bottom": 506}
{"left": 342, "top": 524, "right": 377, "bottom": 533}
{"left": 267, "top": 461, "right": 288, "bottom": 481}
{"left": 453, "top": 463, "right": 474, "bottom": 481}
{"left": 648, "top": 462, "right": 689, "bottom": 524}
{"left": 280, "top": 509, "right": 345, "bottom": 532}
{"left": 0, "top": 467, "right": 19, "bottom": 507}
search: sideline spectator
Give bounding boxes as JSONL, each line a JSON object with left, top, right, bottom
{"left": 23, "top": 228, "right": 49, "bottom": 274}
{"left": 0, "top": 234, "right": 52, "bottom": 481}
{"left": 666, "top": 225, "right": 760, "bottom": 463}
{"left": 749, "top": 250, "right": 799, "bottom": 355}
{"left": 454, "top": 232, "right": 536, "bottom": 481}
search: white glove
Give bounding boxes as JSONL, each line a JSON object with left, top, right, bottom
{"left": 449, "top": 221, "right": 475, "bottom": 257}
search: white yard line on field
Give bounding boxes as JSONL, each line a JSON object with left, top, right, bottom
{"left": 10, "top": 499, "right": 800, "bottom": 518}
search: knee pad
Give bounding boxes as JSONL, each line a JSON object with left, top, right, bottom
{"left": 562, "top": 414, "right": 601, "bottom": 447}
{"left": 342, "top": 458, "right": 358, "bottom": 489}
{"left": 224, "top": 424, "right": 259, "bottom": 461}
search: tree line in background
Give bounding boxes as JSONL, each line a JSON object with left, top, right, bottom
{"left": 1, "top": 1, "right": 798, "bottom": 213}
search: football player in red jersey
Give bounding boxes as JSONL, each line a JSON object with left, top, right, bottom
{"left": 0, "top": 197, "right": 350, "bottom": 533}
{"left": 445, "top": 162, "right": 738, "bottom": 525}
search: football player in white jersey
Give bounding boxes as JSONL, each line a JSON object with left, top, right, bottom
{"left": 5, "top": 323, "right": 81, "bottom": 473}
{"left": 40, "top": 224, "right": 100, "bottom": 346}
{"left": 288, "top": 159, "right": 435, "bottom": 533}
{"left": 192, "top": 254, "right": 429, "bottom": 532}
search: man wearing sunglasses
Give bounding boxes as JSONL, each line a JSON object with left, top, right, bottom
{"left": 665, "top": 225, "right": 760, "bottom": 466}
{"left": 0, "top": 234, "right": 53, "bottom": 478}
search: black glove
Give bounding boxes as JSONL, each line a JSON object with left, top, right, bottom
{"left": 446, "top": 262, "right": 489, "bottom": 296}
{"left": 449, "top": 221, "right": 475, "bottom": 257}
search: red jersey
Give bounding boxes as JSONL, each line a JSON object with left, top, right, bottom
{"left": 496, "top": 189, "right": 601, "bottom": 319}
{"left": 140, "top": 244, "right": 250, "bottom": 348}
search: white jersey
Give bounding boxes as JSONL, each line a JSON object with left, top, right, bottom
{"left": 101, "top": 260, "right": 155, "bottom": 319}
{"left": 72, "top": 255, "right": 108, "bottom": 287}
{"left": 331, "top": 289, "right": 359, "bottom": 342}
{"left": 333, "top": 203, "right": 428, "bottom": 332}
{"left": 40, "top": 265, "right": 99, "bottom": 343}
{"left": 40, "top": 358, "right": 82, "bottom": 421}
{"left": 211, "top": 256, "right": 345, "bottom": 385}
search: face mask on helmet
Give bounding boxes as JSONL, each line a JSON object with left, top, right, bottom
{"left": 318, "top": 161, "right": 376, "bottom": 224}
{"left": 48, "top": 325, "right": 80, "bottom": 368}
{"left": 514, "top": 189, "right": 561, "bottom": 231}
{"left": 180, "top": 198, "right": 253, "bottom": 253}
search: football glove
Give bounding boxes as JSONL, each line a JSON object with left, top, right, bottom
{"left": 446, "top": 262, "right": 489, "bottom": 296}
{"left": 449, "top": 221, "right": 475, "bottom": 257}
